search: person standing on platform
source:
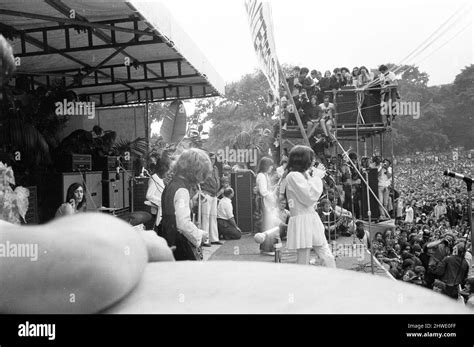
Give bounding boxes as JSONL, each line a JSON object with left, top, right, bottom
{"left": 377, "top": 158, "right": 392, "bottom": 220}
{"left": 284, "top": 145, "right": 336, "bottom": 267}
{"left": 201, "top": 152, "right": 221, "bottom": 246}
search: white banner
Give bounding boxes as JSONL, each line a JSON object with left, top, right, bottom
{"left": 245, "top": 0, "right": 280, "bottom": 98}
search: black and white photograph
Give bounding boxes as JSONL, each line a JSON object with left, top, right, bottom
{"left": 0, "top": 0, "right": 472, "bottom": 344}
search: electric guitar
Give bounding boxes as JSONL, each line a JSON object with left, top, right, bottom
{"left": 188, "top": 185, "right": 204, "bottom": 261}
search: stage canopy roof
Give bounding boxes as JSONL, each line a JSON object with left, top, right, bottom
{"left": 0, "top": 0, "right": 225, "bottom": 107}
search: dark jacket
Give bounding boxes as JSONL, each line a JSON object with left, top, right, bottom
{"left": 201, "top": 166, "right": 220, "bottom": 196}
{"left": 434, "top": 255, "right": 469, "bottom": 286}
{"left": 161, "top": 176, "right": 197, "bottom": 260}
{"left": 319, "top": 77, "right": 332, "bottom": 91}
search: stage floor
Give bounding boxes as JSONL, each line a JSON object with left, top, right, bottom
{"left": 208, "top": 234, "right": 392, "bottom": 279}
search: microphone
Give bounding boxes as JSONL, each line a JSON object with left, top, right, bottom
{"left": 443, "top": 170, "right": 472, "bottom": 184}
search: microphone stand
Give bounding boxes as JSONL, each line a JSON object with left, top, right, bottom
{"left": 445, "top": 171, "right": 473, "bottom": 255}
{"left": 365, "top": 170, "right": 374, "bottom": 275}
{"left": 467, "top": 180, "right": 473, "bottom": 256}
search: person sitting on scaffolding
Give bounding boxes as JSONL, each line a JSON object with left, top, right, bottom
{"left": 306, "top": 94, "right": 322, "bottom": 137}
{"left": 296, "top": 67, "right": 316, "bottom": 97}
{"left": 318, "top": 95, "right": 336, "bottom": 142}
{"left": 281, "top": 96, "right": 297, "bottom": 131}
{"left": 378, "top": 65, "right": 400, "bottom": 125}
{"left": 287, "top": 66, "right": 301, "bottom": 99}
{"left": 358, "top": 66, "right": 373, "bottom": 88}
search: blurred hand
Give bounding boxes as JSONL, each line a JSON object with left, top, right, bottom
{"left": 138, "top": 229, "right": 175, "bottom": 262}
{"left": 69, "top": 199, "right": 76, "bottom": 210}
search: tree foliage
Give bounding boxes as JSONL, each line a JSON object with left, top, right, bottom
{"left": 192, "top": 63, "right": 473, "bottom": 157}
{"left": 384, "top": 64, "right": 473, "bottom": 154}
{"left": 192, "top": 69, "right": 275, "bottom": 153}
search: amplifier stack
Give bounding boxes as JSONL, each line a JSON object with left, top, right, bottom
{"left": 56, "top": 153, "right": 92, "bottom": 172}
{"left": 230, "top": 171, "right": 255, "bottom": 233}
{"left": 130, "top": 177, "right": 149, "bottom": 212}
{"left": 360, "top": 168, "right": 381, "bottom": 220}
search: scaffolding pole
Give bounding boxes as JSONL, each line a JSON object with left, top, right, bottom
{"left": 278, "top": 62, "right": 310, "bottom": 147}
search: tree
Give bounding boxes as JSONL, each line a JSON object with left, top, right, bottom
{"left": 385, "top": 64, "right": 460, "bottom": 154}
{"left": 191, "top": 69, "right": 276, "bottom": 154}
{"left": 442, "top": 65, "right": 474, "bottom": 149}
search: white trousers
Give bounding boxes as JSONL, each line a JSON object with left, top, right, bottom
{"left": 202, "top": 194, "right": 219, "bottom": 243}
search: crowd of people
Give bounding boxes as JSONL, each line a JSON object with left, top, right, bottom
{"left": 334, "top": 150, "right": 473, "bottom": 305}
{"left": 25, "top": 137, "right": 474, "bottom": 306}
{"left": 278, "top": 64, "right": 399, "bottom": 142}
{"left": 252, "top": 144, "right": 473, "bottom": 305}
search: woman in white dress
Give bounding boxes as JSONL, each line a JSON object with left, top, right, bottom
{"left": 284, "top": 145, "right": 336, "bottom": 267}
{"left": 256, "top": 157, "right": 278, "bottom": 253}
{"left": 256, "top": 157, "right": 277, "bottom": 222}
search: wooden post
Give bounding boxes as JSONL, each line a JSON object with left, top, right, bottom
{"left": 391, "top": 118, "right": 395, "bottom": 220}
{"left": 380, "top": 133, "right": 384, "bottom": 157}
{"left": 278, "top": 62, "right": 310, "bottom": 147}
{"left": 145, "top": 89, "right": 150, "bottom": 150}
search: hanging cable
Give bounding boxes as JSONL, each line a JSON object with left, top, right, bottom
{"left": 415, "top": 22, "right": 472, "bottom": 65}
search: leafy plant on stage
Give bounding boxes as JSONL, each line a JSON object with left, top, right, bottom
{"left": 1, "top": 35, "right": 53, "bottom": 184}
{"left": 111, "top": 137, "right": 148, "bottom": 158}
{"left": 0, "top": 162, "right": 29, "bottom": 224}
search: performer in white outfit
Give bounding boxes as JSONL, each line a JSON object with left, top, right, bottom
{"left": 145, "top": 152, "right": 171, "bottom": 229}
{"left": 284, "top": 145, "right": 336, "bottom": 267}
{"left": 256, "top": 157, "right": 278, "bottom": 254}
{"left": 201, "top": 152, "right": 221, "bottom": 245}
{"left": 146, "top": 173, "right": 165, "bottom": 227}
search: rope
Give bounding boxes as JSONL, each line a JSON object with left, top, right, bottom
{"left": 415, "top": 22, "right": 472, "bottom": 66}
{"left": 396, "top": 3, "right": 469, "bottom": 67}
{"left": 334, "top": 139, "right": 391, "bottom": 218}
{"left": 366, "top": 4, "right": 471, "bottom": 88}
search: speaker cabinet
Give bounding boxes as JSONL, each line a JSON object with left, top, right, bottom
{"left": 361, "top": 168, "right": 380, "bottom": 220}
{"left": 102, "top": 171, "right": 124, "bottom": 209}
{"left": 122, "top": 170, "right": 133, "bottom": 209}
{"left": 130, "top": 177, "right": 149, "bottom": 212}
{"left": 362, "top": 91, "right": 383, "bottom": 124}
{"left": 56, "top": 154, "right": 92, "bottom": 172}
{"left": 335, "top": 88, "right": 358, "bottom": 125}
{"left": 230, "top": 172, "right": 255, "bottom": 233}
{"left": 84, "top": 171, "right": 103, "bottom": 211}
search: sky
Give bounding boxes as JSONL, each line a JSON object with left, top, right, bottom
{"left": 159, "top": 0, "right": 472, "bottom": 87}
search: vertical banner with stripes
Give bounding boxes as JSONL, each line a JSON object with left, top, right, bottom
{"left": 245, "top": 0, "right": 280, "bottom": 98}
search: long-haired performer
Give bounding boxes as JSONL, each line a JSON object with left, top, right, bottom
{"left": 284, "top": 145, "right": 336, "bottom": 267}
